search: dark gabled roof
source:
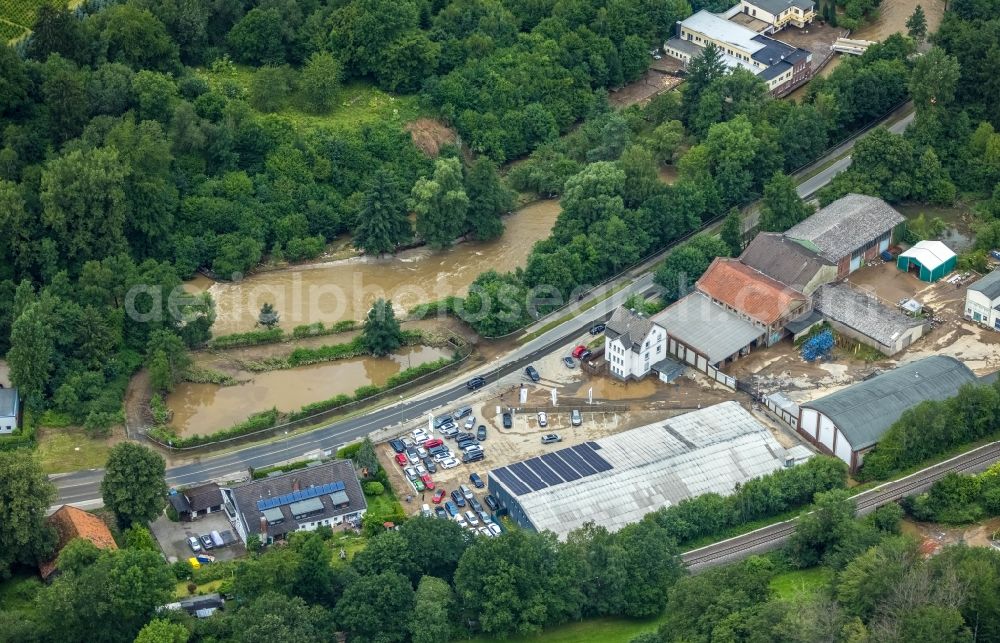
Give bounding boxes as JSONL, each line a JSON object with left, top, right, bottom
{"left": 802, "top": 356, "right": 977, "bottom": 450}
{"left": 605, "top": 306, "right": 655, "bottom": 353}
{"left": 184, "top": 483, "right": 222, "bottom": 512}
{"left": 814, "top": 284, "right": 926, "bottom": 348}
{"left": 230, "top": 460, "right": 366, "bottom": 539}
{"left": 746, "top": 0, "right": 815, "bottom": 14}
{"left": 740, "top": 233, "right": 833, "bottom": 292}
{"left": 750, "top": 35, "right": 810, "bottom": 68}
{"left": 969, "top": 269, "right": 1000, "bottom": 301}
{"left": 0, "top": 388, "right": 18, "bottom": 417}
{"left": 784, "top": 194, "right": 905, "bottom": 262}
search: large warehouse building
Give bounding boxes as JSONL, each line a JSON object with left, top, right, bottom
{"left": 797, "top": 355, "right": 977, "bottom": 471}
{"left": 488, "top": 402, "right": 813, "bottom": 539}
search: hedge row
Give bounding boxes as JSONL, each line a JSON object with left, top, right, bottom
{"left": 148, "top": 408, "right": 280, "bottom": 449}
{"left": 251, "top": 459, "right": 312, "bottom": 480}
{"left": 291, "top": 320, "right": 358, "bottom": 338}
{"left": 0, "top": 423, "right": 35, "bottom": 451}
{"left": 208, "top": 328, "right": 284, "bottom": 349}
{"left": 408, "top": 297, "right": 462, "bottom": 320}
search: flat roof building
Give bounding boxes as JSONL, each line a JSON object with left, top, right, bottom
{"left": 654, "top": 291, "right": 764, "bottom": 369}
{"left": 797, "top": 356, "right": 977, "bottom": 470}
{"left": 488, "top": 402, "right": 813, "bottom": 539}
{"left": 966, "top": 269, "right": 1000, "bottom": 331}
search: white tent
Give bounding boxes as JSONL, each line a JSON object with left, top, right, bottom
{"left": 899, "top": 240, "right": 955, "bottom": 272}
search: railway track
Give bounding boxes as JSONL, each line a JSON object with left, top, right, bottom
{"left": 682, "top": 441, "right": 1000, "bottom": 571}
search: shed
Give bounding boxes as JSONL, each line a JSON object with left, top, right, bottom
{"left": 0, "top": 387, "right": 19, "bottom": 434}
{"left": 896, "top": 241, "right": 957, "bottom": 282}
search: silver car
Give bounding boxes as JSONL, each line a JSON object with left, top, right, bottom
{"left": 571, "top": 409, "right": 582, "bottom": 426}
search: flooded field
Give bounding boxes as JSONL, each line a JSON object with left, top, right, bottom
{"left": 165, "top": 345, "right": 450, "bottom": 437}
{"left": 202, "top": 200, "right": 560, "bottom": 335}
{"left": 896, "top": 203, "right": 977, "bottom": 253}
{"left": 852, "top": 0, "right": 946, "bottom": 41}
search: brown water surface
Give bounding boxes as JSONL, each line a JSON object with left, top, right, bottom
{"left": 165, "top": 345, "right": 449, "bottom": 437}
{"left": 201, "top": 200, "right": 560, "bottom": 335}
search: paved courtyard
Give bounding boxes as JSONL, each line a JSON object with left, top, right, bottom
{"left": 150, "top": 511, "right": 244, "bottom": 563}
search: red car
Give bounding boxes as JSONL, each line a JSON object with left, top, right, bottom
{"left": 432, "top": 489, "right": 446, "bottom": 503}
{"left": 571, "top": 345, "right": 592, "bottom": 360}
{"left": 424, "top": 438, "right": 443, "bottom": 449}
{"left": 421, "top": 474, "right": 435, "bottom": 490}
{"left": 394, "top": 453, "right": 408, "bottom": 466}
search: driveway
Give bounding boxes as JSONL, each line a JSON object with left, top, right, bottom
{"left": 150, "top": 511, "right": 244, "bottom": 563}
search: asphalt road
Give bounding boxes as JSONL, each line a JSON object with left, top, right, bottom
{"left": 50, "top": 106, "right": 916, "bottom": 508}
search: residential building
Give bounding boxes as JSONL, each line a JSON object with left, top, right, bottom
{"left": 162, "top": 594, "right": 225, "bottom": 618}
{"left": 739, "top": 0, "right": 816, "bottom": 31}
{"left": 168, "top": 483, "right": 223, "bottom": 521}
{"left": 896, "top": 240, "right": 957, "bottom": 282}
{"left": 813, "top": 284, "right": 928, "bottom": 356}
{"left": 797, "top": 356, "right": 977, "bottom": 471}
{"left": 653, "top": 291, "right": 764, "bottom": 381}
{"left": 966, "top": 269, "right": 1000, "bottom": 330}
{"left": 604, "top": 306, "right": 667, "bottom": 381}
{"left": 488, "top": 402, "right": 813, "bottom": 540}
{"left": 696, "top": 258, "right": 809, "bottom": 345}
{"left": 784, "top": 194, "right": 905, "bottom": 278}
{"left": 0, "top": 387, "right": 19, "bottom": 434}
{"left": 663, "top": 10, "right": 812, "bottom": 94}
{"left": 40, "top": 506, "right": 118, "bottom": 581}
{"left": 224, "top": 460, "right": 367, "bottom": 544}
{"left": 739, "top": 232, "right": 837, "bottom": 295}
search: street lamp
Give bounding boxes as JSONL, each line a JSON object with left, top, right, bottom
{"left": 399, "top": 395, "right": 404, "bottom": 426}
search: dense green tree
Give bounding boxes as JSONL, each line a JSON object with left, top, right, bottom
{"left": 134, "top": 619, "right": 190, "bottom": 643}
{"left": 7, "top": 301, "right": 56, "bottom": 410}
{"left": 330, "top": 0, "right": 420, "bottom": 78}
{"left": 720, "top": 207, "right": 744, "bottom": 255}
{"left": 654, "top": 235, "right": 730, "bottom": 302}
{"left": 352, "top": 529, "right": 419, "bottom": 579}
{"left": 411, "top": 157, "right": 469, "bottom": 249}
{"left": 398, "top": 517, "right": 471, "bottom": 582}
{"left": 355, "top": 170, "right": 412, "bottom": 256}
{"left": 27, "top": 5, "right": 86, "bottom": 63}
{"left": 96, "top": 4, "right": 181, "bottom": 73}
{"left": 0, "top": 45, "right": 29, "bottom": 117}
{"left": 41, "top": 54, "right": 90, "bottom": 143}
{"left": 907, "top": 4, "right": 928, "bottom": 39}
{"left": 909, "top": 47, "right": 961, "bottom": 112}
{"left": 836, "top": 536, "right": 918, "bottom": 619}
{"left": 410, "top": 576, "right": 455, "bottom": 643}
{"left": 758, "top": 172, "right": 813, "bottom": 232}
{"left": 334, "top": 572, "right": 415, "bottom": 643}
{"left": 0, "top": 453, "right": 56, "bottom": 577}
{"left": 464, "top": 159, "right": 514, "bottom": 241}
{"left": 648, "top": 120, "right": 685, "bottom": 165}
{"left": 379, "top": 32, "right": 441, "bottom": 93}
{"left": 101, "top": 442, "right": 167, "bottom": 526}
{"left": 293, "top": 533, "right": 341, "bottom": 606}
{"left": 258, "top": 303, "right": 280, "bottom": 329}
{"left": 147, "top": 329, "right": 191, "bottom": 393}
{"left": 682, "top": 43, "right": 727, "bottom": 124}
{"left": 123, "top": 524, "right": 159, "bottom": 551}
{"left": 56, "top": 537, "right": 102, "bottom": 576}
{"left": 355, "top": 437, "right": 380, "bottom": 477}
{"left": 227, "top": 8, "right": 289, "bottom": 65}
{"left": 788, "top": 489, "right": 857, "bottom": 567}
{"left": 299, "top": 52, "right": 342, "bottom": 113}
{"left": 225, "top": 591, "right": 334, "bottom": 643}
{"left": 249, "top": 65, "right": 295, "bottom": 113}
{"left": 361, "top": 298, "right": 403, "bottom": 357}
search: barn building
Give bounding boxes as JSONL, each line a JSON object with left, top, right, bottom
{"left": 796, "top": 356, "right": 977, "bottom": 471}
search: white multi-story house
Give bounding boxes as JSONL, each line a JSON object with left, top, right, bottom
{"left": 966, "top": 269, "right": 1000, "bottom": 331}
{"left": 739, "top": 0, "right": 815, "bottom": 31}
{"left": 605, "top": 307, "right": 667, "bottom": 381}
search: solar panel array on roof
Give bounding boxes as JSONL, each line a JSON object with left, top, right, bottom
{"left": 493, "top": 443, "right": 615, "bottom": 497}
{"left": 256, "top": 481, "right": 345, "bottom": 511}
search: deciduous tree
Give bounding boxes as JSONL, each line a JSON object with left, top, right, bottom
{"left": 411, "top": 157, "right": 469, "bottom": 249}
{"left": 361, "top": 298, "right": 403, "bottom": 357}
{"left": 0, "top": 453, "right": 56, "bottom": 576}
{"left": 101, "top": 442, "right": 167, "bottom": 526}
{"left": 758, "top": 172, "right": 813, "bottom": 232}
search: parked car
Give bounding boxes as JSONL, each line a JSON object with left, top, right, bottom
{"left": 465, "top": 511, "right": 480, "bottom": 526}
{"left": 478, "top": 526, "right": 492, "bottom": 537}
{"left": 464, "top": 416, "right": 477, "bottom": 430}
{"left": 451, "top": 490, "right": 467, "bottom": 507}
{"left": 460, "top": 484, "right": 475, "bottom": 500}
{"left": 470, "top": 472, "right": 484, "bottom": 488}
{"left": 562, "top": 356, "right": 576, "bottom": 368}
{"left": 433, "top": 415, "right": 453, "bottom": 429}
{"left": 412, "top": 429, "right": 429, "bottom": 443}
{"left": 445, "top": 500, "right": 459, "bottom": 517}
{"left": 487, "top": 523, "right": 502, "bottom": 537}
{"left": 438, "top": 419, "right": 456, "bottom": 432}
{"left": 541, "top": 433, "right": 562, "bottom": 444}
{"left": 571, "top": 409, "right": 582, "bottom": 427}
{"left": 463, "top": 445, "right": 483, "bottom": 457}
{"left": 477, "top": 510, "right": 491, "bottom": 524}
{"left": 441, "top": 457, "right": 459, "bottom": 469}
{"left": 404, "top": 466, "right": 418, "bottom": 480}
{"left": 423, "top": 458, "right": 437, "bottom": 473}
{"left": 462, "top": 451, "right": 485, "bottom": 463}
{"left": 485, "top": 495, "right": 499, "bottom": 511}
{"left": 537, "top": 411, "right": 548, "bottom": 427}
{"left": 434, "top": 506, "right": 447, "bottom": 519}
{"left": 469, "top": 497, "right": 484, "bottom": 513}
{"left": 440, "top": 425, "right": 459, "bottom": 438}
{"left": 424, "top": 438, "right": 443, "bottom": 449}
{"left": 452, "top": 406, "right": 472, "bottom": 420}
{"left": 394, "top": 453, "right": 408, "bottom": 466}
{"left": 415, "top": 464, "right": 427, "bottom": 476}
{"left": 466, "top": 376, "right": 486, "bottom": 390}
{"left": 456, "top": 437, "right": 477, "bottom": 449}
{"left": 525, "top": 365, "right": 540, "bottom": 382}
{"left": 433, "top": 451, "right": 452, "bottom": 462}
{"left": 455, "top": 514, "right": 468, "bottom": 528}
{"left": 401, "top": 437, "right": 415, "bottom": 448}
{"left": 413, "top": 479, "right": 425, "bottom": 492}
{"left": 502, "top": 412, "right": 512, "bottom": 429}
{"left": 589, "top": 323, "right": 606, "bottom": 335}
{"left": 477, "top": 425, "right": 487, "bottom": 441}
{"left": 653, "top": 53, "right": 662, "bottom": 59}
{"left": 432, "top": 488, "right": 446, "bottom": 503}
{"left": 199, "top": 534, "right": 214, "bottom": 550}
{"left": 187, "top": 536, "right": 202, "bottom": 553}
{"left": 389, "top": 438, "right": 405, "bottom": 453}
{"left": 420, "top": 474, "right": 435, "bottom": 490}
{"left": 416, "top": 446, "right": 428, "bottom": 459}
{"left": 422, "top": 503, "right": 432, "bottom": 517}
{"left": 571, "top": 345, "right": 592, "bottom": 360}
{"left": 406, "top": 451, "right": 420, "bottom": 465}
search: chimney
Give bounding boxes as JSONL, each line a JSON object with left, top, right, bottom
{"left": 292, "top": 478, "right": 300, "bottom": 492}
{"left": 259, "top": 516, "right": 268, "bottom": 535}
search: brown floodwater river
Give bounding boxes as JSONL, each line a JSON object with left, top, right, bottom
{"left": 165, "top": 345, "right": 450, "bottom": 437}
{"left": 200, "top": 200, "right": 561, "bottom": 335}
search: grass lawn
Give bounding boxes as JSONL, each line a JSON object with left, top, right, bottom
{"left": 0, "top": 570, "right": 43, "bottom": 611}
{"left": 463, "top": 614, "right": 667, "bottom": 643}
{"left": 173, "top": 578, "right": 224, "bottom": 600}
{"left": 769, "top": 567, "right": 834, "bottom": 599}
{"left": 193, "top": 63, "right": 422, "bottom": 131}
{"left": 35, "top": 426, "right": 120, "bottom": 474}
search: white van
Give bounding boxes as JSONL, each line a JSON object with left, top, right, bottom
{"left": 421, "top": 503, "right": 432, "bottom": 518}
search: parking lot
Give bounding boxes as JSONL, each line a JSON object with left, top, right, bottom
{"left": 150, "top": 511, "right": 245, "bottom": 563}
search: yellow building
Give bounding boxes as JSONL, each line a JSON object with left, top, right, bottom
{"left": 739, "top": 0, "right": 815, "bottom": 31}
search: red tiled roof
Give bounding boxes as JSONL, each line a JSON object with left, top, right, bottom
{"left": 696, "top": 258, "right": 806, "bottom": 325}
{"left": 39, "top": 505, "right": 118, "bottom": 579}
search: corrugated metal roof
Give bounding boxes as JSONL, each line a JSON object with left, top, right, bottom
{"left": 814, "top": 284, "right": 925, "bottom": 348}
{"left": 802, "top": 356, "right": 977, "bottom": 450}
{"left": 492, "top": 402, "right": 810, "bottom": 539}
{"left": 784, "top": 194, "right": 904, "bottom": 262}
{"left": 653, "top": 292, "right": 764, "bottom": 364}
{"left": 969, "top": 269, "right": 1000, "bottom": 301}
{"left": 740, "top": 232, "right": 833, "bottom": 292}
